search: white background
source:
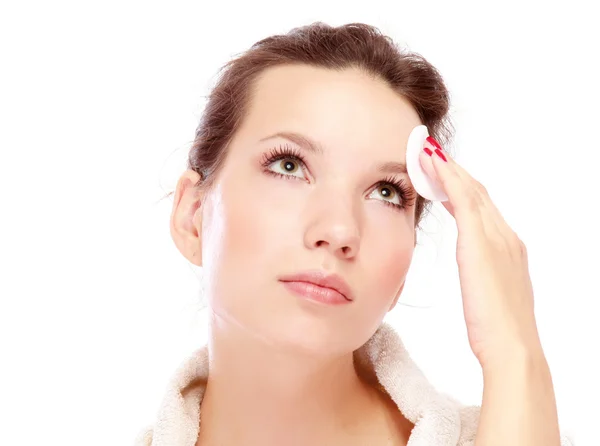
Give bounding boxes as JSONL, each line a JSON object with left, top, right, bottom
{"left": 1, "top": 0, "right": 598, "bottom": 444}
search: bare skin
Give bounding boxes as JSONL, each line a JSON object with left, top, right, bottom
{"left": 170, "top": 64, "right": 422, "bottom": 445}
{"left": 193, "top": 312, "right": 414, "bottom": 446}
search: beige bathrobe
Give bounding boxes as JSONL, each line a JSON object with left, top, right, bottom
{"left": 135, "top": 323, "right": 574, "bottom": 446}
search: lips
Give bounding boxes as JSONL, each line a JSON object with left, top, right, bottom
{"left": 278, "top": 270, "right": 355, "bottom": 302}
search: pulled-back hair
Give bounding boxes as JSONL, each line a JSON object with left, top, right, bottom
{"left": 166, "top": 22, "right": 454, "bottom": 228}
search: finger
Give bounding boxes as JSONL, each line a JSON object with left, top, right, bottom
{"left": 430, "top": 147, "right": 514, "bottom": 241}
{"left": 418, "top": 150, "right": 456, "bottom": 216}
{"left": 444, "top": 154, "right": 514, "bottom": 236}
{"left": 424, "top": 148, "right": 486, "bottom": 236}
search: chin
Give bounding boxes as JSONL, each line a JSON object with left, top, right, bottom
{"left": 252, "top": 312, "right": 360, "bottom": 358}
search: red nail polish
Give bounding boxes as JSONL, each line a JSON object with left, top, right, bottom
{"left": 426, "top": 136, "right": 442, "bottom": 150}
{"left": 434, "top": 148, "right": 447, "bottom": 162}
{"left": 423, "top": 147, "right": 433, "bottom": 156}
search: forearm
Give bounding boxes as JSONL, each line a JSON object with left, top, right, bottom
{"left": 475, "top": 344, "right": 561, "bottom": 446}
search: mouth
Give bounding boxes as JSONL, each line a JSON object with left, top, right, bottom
{"left": 278, "top": 270, "right": 355, "bottom": 303}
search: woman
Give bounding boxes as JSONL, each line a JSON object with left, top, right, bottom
{"left": 136, "top": 22, "right": 573, "bottom": 445}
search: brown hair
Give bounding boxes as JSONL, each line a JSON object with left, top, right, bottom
{"left": 164, "top": 22, "right": 454, "bottom": 229}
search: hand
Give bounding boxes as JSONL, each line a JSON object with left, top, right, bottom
{"left": 419, "top": 141, "right": 544, "bottom": 369}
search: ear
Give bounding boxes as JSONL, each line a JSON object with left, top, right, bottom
{"left": 170, "top": 169, "right": 205, "bottom": 266}
{"left": 388, "top": 280, "right": 406, "bottom": 312}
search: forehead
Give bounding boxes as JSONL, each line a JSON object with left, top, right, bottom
{"left": 239, "top": 64, "right": 422, "bottom": 158}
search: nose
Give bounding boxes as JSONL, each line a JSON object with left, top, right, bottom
{"left": 303, "top": 197, "right": 361, "bottom": 260}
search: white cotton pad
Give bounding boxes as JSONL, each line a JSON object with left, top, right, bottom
{"left": 406, "top": 125, "right": 448, "bottom": 202}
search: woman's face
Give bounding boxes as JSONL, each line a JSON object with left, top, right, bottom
{"left": 176, "top": 64, "right": 422, "bottom": 356}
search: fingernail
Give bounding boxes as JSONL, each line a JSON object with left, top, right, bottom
{"left": 426, "top": 136, "right": 442, "bottom": 151}
{"left": 434, "top": 148, "right": 447, "bottom": 162}
{"left": 423, "top": 147, "right": 433, "bottom": 156}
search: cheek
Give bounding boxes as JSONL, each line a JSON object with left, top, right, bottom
{"left": 201, "top": 169, "right": 306, "bottom": 325}
{"left": 378, "top": 243, "right": 414, "bottom": 291}
{"left": 202, "top": 171, "right": 300, "bottom": 284}
{"left": 224, "top": 175, "right": 299, "bottom": 259}
{"left": 343, "top": 231, "right": 414, "bottom": 351}
{"left": 362, "top": 220, "right": 415, "bottom": 304}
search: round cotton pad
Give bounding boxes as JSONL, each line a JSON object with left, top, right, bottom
{"left": 406, "top": 125, "right": 448, "bottom": 202}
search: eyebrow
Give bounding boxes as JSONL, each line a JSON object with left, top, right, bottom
{"left": 259, "top": 131, "right": 408, "bottom": 176}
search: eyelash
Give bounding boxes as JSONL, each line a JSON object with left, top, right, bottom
{"left": 259, "top": 144, "right": 416, "bottom": 211}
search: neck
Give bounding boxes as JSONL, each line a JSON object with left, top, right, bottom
{"left": 196, "top": 312, "right": 383, "bottom": 446}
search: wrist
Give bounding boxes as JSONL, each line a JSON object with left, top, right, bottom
{"left": 478, "top": 327, "right": 545, "bottom": 368}
{"left": 481, "top": 341, "right": 548, "bottom": 382}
